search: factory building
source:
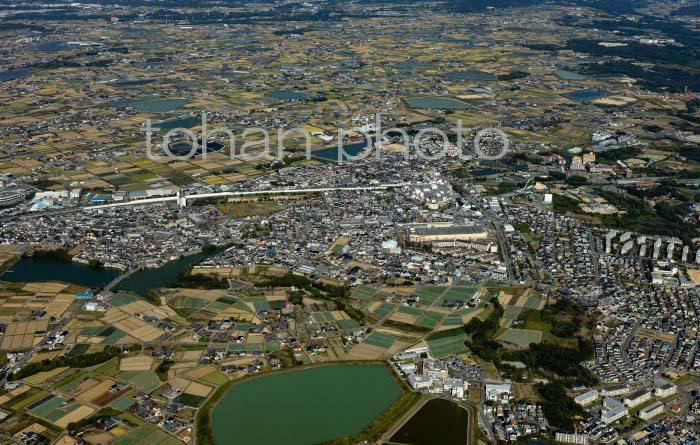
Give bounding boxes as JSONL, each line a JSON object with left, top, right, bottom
{"left": 402, "top": 223, "right": 488, "bottom": 244}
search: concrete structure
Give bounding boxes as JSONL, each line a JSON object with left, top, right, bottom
{"left": 655, "top": 383, "right": 677, "bottom": 399}
{"left": 422, "top": 358, "right": 448, "bottom": 378}
{"left": 605, "top": 231, "right": 617, "bottom": 254}
{"left": 624, "top": 389, "right": 652, "bottom": 408}
{"left": 403, "top": 223, "right": 488, "bottom": 244}
{"left": 443, "top": 378, "right": 468, "bottom": 399}
{"left": 602, "top": 397, "right": 629, "bottom": 424}
{"left": 602, "top": 405, "right": 629, "bottom": 424}
{"left": 667, "top": 242, "right": 676, "bottom": 261}
{"left": 556, "top": 432, "right": 590, "bottom": 445}
{"left": 575, "top": 389, "right": 599, "bottom": 406}
{"left": 395, "top": 345, "right": 429, "bottom": 360}
{"left": 409, "top": 181, "right": 454, "bottom": 210}
{"left": 638, "top": 401, "right": 664, "bottom": 420}
{"left": 408, "top": 374, "right": 432, "bottom": 390}
{"left": 0, "top": 190, "right": 24, "bottom": 207}
{"left": 601, "top": 385, "right": 630, "bottom": 397}
{"left": 86, "top": 183, "right": 409, "bottom": 211}
{"left": 485, "top": 383, "right": 513, "bottom": 403}
{"left": 621, "top": 240, "right": 634, "bottom": 255}
{"left": 653, "top": 239, "right": 662, "bottom": 260}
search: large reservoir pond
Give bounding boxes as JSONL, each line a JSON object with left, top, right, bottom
{"left": 391, "top": 398, "right": 470, "bottom": 445}
{"left": 565, "top": 90, "right": 609, "bottom": 101}
{"left": 0, "top": 257, "right": 119, "bottom": 288}
{"left": 404, "top": 96, "right": 471, "bottom": 110}
{"left": 312, "top": 141, "right": 373, "bottom": 161}
{"left": 1, "top": 247, "right": 223, "bottom": 299}
{"left": 212, "top": 364, "right": 403, "bottom": 445}
{"left": 115, "top": 248, "right": 223, "bottom": 300}
{"left": 109, "top": 98, "right": 188, "bottom": 113}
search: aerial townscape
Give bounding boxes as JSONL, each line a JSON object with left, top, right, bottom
{"left": 2, "top": 0, "right": 700, "bottom": 444}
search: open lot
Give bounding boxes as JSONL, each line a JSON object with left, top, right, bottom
{"left": 496, "top": 328, "right": 543, "bottom": 347}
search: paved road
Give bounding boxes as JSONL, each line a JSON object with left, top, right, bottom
{"left": 0, "top": 183, "right": 411, "bottom": 222}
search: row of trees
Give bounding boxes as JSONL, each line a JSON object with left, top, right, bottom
{"left": 255, "top": 272, "right": 364, "bottom": 322}
{"left": 12, "top": 346, "right": 123, "bottom": 380}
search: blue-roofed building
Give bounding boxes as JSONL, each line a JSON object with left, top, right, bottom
{"left": 76, "top": 290, "right": 94, "bottom": 300}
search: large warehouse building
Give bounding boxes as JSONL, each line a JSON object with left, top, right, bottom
{"left": 402, "top": 223, "right": 488, "bottom": 244}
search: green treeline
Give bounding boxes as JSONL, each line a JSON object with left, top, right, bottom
{"left": 464, "top": 299, "right": 504, "bottom": 363}
{"left": 12, "top": 346, "right": 122, "bottom": 380}
{"left": 172, "top": 269, "right": 229, "bottom": 289}
{"left": 504, "top": 341, "right": 597, "bottom": 387}
{"left": 536, "top": 381, "right": 586, "bottom": 430}
{"left": 30, "top": 248, "right": 72, "bottom": 262}
{"left": 255, "top": 272, "right": 364, "bottom": 322}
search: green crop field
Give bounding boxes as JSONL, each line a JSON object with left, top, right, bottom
{"left": 351, "top": 286, "right": 378, "bottom": 300}
{"left": 364, "top": 332, "right": 397, "bottom": 348}
{"left": 111, "top": 395, "right": 136, "bottom": 411}
{"left": 438, "top": 286, "right": 478, "bottom": 305}
{"left": 372, "top": 303, "right": 396, "bottom": 319}
{"left": 502, "top": 306, "right": 523, "bottom": 323}
{"left": 427, "top": 333, "right": 468, "bottom": 358}
{"left": 119, "top": 371, "right": 162, "bottom": 392}
{"left": 176, "top": 392, "right": 206, "bottom": 408}
{"left": 524, "top": 296, "right": 544, "bottom": 310}
{"left": 337, "top": 319, "right": 360, "bottom": 330}
{"left": 414, "top": 287, "right": 447, "bottom": 305}
{"left": 200, "top": 371, "right": 229, "bottom": 386}
{"left": 110, "top": 293, "right": 139, "bottom": 307}
{"left": 113, "top": 425, "right": 183, "bottom": 445}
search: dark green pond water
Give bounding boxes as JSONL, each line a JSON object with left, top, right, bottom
{"left": 115, "top": 249, "right": 223, "bottom": 300}
{"left": 312, "top": 141, "right": 373, "bottom": 161}
{"left": 0, "top": 257, "right": 119, "bottom": 288}
{"left": 565, "top": 90, "right": 609, "bottom": 101}
{"left": 269, "top": 90, "right": 312, "bottom": 100}
{"left": 390, "top": 398, "right": 470, "bottom": 445}
{"left": 109, "top": 98, "right": 188, "bottom": 113}
{"left": 555, "top": 70, "right": 586, "bottom": 80}
{"left": 213, "top": 364, "right": 403, "bottom": 445}
{"left": 404, "top": 96, "right": 471, "bottom": 110}
{"left": 0, "top": 69, "right": 31, "bottom": 82}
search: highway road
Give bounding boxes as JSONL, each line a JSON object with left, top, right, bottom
{"left": 0, "top": 183, "right": 411, "bottom": 222}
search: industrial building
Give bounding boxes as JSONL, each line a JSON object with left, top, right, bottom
{"left": 402, "top": 223, "right": 488, "bottom": 244}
